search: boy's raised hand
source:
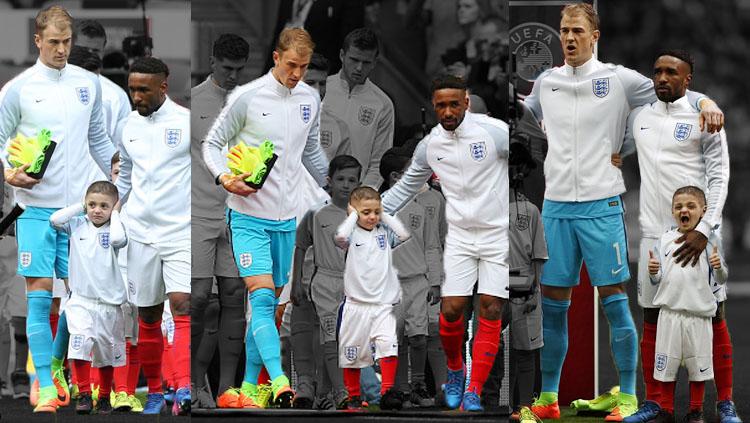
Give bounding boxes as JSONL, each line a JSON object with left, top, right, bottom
{"left": 709, "top": 245, "right": 722, "bottom": 270}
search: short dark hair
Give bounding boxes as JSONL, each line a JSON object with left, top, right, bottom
{"left": 431, "top": 73, "right": 467, "bottom": 93}
{"left": 673, "top": 185, "right": 706, "bottom": 205}
{"left": 76, "top": 19, "right": 106, "bottom": 44}
{"left": 68, "top": 45, "right": 101, "bottom": 72}
{"left": 212, "top": 33, "right": 249, "bottom": 61}
{"left": 378, "top": 148, "right": 411, "bottom": 193}
{"left": 129, "top": 57, "right": 169, "bottom": 78}
{"left": 86, "top": 180, "right": 119, "bottom": 203}
{"left": 111, "top": 151, "right": 120, "bottom": 167}
{"left": 657, "top": 49, "right": 694, "bottom": 73}
{"left": 350, "top": 186, "right": 381, "bottom": 204}
{"left": 308, "top": 52, "right": 330, "bottom": 73}
{"left": 328, "top": 154, "right": 362, "bottom": 178}
{"left": 342, "top": 28, "right": 379, "bottom": 56}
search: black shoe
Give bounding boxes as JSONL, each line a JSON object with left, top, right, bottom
{"left": 10, "top": 370, "right": 29, "bottom": 399}
{"left": 410, "top": 382, "right": 435, "bottom": 407}
{"left": 684, "top": 410, "right": 705, "bottom": 423}
{"left": 345, "top": 395, "right": 365, "bottom": 411}
{"left": 77, "top": 392, "right": 94, "bottom": 415}
{"left": 293, "top": 395, "right": 314, "bottom": 409}
{"left": 648, "top": 409, "right": 675, "bottom": 423}
{"left": 96, "top": 396, "right": 113, "bottom": 415}
{"left": 380, "top": 389, "right": 403, "bottom": 411}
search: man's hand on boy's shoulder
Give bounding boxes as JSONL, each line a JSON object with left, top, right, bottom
{"left": 673, "top": 230, "right": 708, "bottom": 267}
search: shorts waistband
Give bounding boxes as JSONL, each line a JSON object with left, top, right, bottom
{"left": 315, "top": 267, "right": 344, "bottom": 278}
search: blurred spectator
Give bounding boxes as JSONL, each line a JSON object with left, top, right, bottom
{"left": 75, "top": 19, "right": 107, "bottom": 59}
{"left": 268, "top": 0, "right": 364, "bottom": 74}
{"left": 441, "top": 0, "right": 496, "bottom": 80}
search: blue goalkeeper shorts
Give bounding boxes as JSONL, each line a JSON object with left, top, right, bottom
{"left": 226, "top": 209, "right": 295, "bottom": 286}
{"left": 16, "top": 206, "right": 69, "bottom": 278}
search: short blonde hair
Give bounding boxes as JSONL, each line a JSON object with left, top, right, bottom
{"left": 275, "top": 27, "right": 315, "bottom": 57}
{"left": 561, "top": 3, "right": 599, "bottom": 31}
{"left": 35, "top": 6, "right": 73, "bottom": 35}
{"left": 350, "top": 186, "right": 381, "bottom": 205}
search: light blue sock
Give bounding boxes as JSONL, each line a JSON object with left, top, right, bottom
{"left": 602, "top": 292, "right": 638, "bottom": 395}
{"left": 27, "top": 291, "right": 54, "bottom": 388}
{"left": 540, "top": 297, "right": 570, "bottom": 394}
{"left": 51, "top": 311, "right": 69, "bottom": 361}
{"left": 249, "top": 288, "right": 284, "bottom": 380}
{"left": 243, "top": 320, "right": 263, "bottom": 384}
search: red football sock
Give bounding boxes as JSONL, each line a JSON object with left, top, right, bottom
{"left": 70, "top": 359, "right": 78, "bottom": 385}
{"left": 91, "top": 367, "right": 100, "bottom": 389}
{"left": 114, "top": 343, "right": 131, "bottom": 392}
{"left": 439, "top": 314, "right": 465, "bottom": 371}
{"left": 380, "top": 356, "right": 398, "bottom": 395}
{"left": 258, "top": 367, "right": 270, "bottom": 385}
{"left": 343, "top": 368, "right": 361, "bottom": 397}
{"left": 467, "top": 317, "right": 501, "bottom": 394}
{"left": 49, "top": 313, "right": 59, "bottom": 338}
{"left": 642, "top": 322, "right": 660, "bottom": 402}
{"left": 689, "top": 381, "right": 705, "bottom": 412}
{"left": 713, "top": 320, "right": 733, "bottom": 401}
{"left": 99, "top": 366, "right": 114, "bottom": 399}
{"left": 172, "top": 315, "right": 191, "bottom": 389}
{"left": 73, "top": 359, "right": 92, "bottom": 395}
{"left": 138, "top": 318, "right": 164, "bottom": 393}
{"left": 162, "top": 337, "right": 175, "bottom": 389}
{"left": 127, "top": 344, "right": 140, "bottom": 395}
{"left": 659, "top": 381, "right": 675, "bottom": 413}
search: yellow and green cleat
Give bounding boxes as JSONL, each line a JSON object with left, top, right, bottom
{"left": 571, "top": 386, "right": 620, "bottom": 414}
{"left": 605, "top": 392, "right": 638, "bottom": 422}
{"left": 270, "top": 375, "right": 294, "bottom": 408}
{"left": 33, "top": 385, "right": 59, "bottom": 413}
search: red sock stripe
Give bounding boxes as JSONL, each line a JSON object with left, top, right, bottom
{"left": 659, "top": 381, "right": 675, "bottom": 413}
{"left": 114, "top": 343, "right": 130, "bottom": 393}
{"left": 467, "top": 318, "right": 501, "bottom": 394}
{"left": 99, "top": 366, "right": 114, "bottom": 399}
{"left": 162, "top": 337, "right": 175, "bottom": 388}
{"left": 127, "top": 344, "right": 140, "bottom": 395}
{"left": 73, "top": 359, "right": 91, "bottom": 395}
{"left": 172, "top": 315, "right": 191, "bottom": 389}
{"left": 712, "top": 320, "right": 733, "bottom": 401}
{"left": 138, "top": 319, "right": 164, "bottom": 394}
{"left": 50, "top": 313, "right": 59, "bottom": 339}
{"left": 258, "top": 367, "right": 270, "bottom": 385}
{"left": 439, "top": 314, "right": 465, "bottom": 371}
{"left": 689, "top": 381, "right": 705, "bottom": 411}
{"left": 343, "top": 368, "right": 361, "bottom": 398}
{"left": 380, "top": 356, "right": 398, "bottom": 395}
{"left": 642, "top": 322, "right": 660, "bottom": 402}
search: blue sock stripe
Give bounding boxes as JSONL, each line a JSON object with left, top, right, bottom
{"left": 249, "top": 288, "right": 284, "bottom": 381}
{"left": 27, "top": 292, "right": 54, "bottom": 388}
{"left": 602, "top": 293, "right": 638, "bottom": 395}
{"left": 540, "top": 296, "right": 570, "bottom": 394}
{"left": 52, "top": 311, "right": 69, "bottom": 361}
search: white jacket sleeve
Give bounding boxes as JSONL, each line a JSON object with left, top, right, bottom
{"left": 380, "top": 212, "right": 410, "bottom": 242}
{"left": 109, "top": 210, "right": 127, "bottom": 249}
{"left": 335, "top": 211, "right": 358, "bottom": 249}
{"left": 50, "top": 203, "right": 84, "bottom": 234}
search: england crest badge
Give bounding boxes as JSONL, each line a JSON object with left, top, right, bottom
{"left": 358, "top": 105, "right": 375, "bottom": 126}
{"left": 345, "top": 346, "right": 358, "bottom": 362}
{"left": 165, "top": 129, "right": 182, "bottom": 148}
{"left": 592, "top": 78, "right": 609, "bottom": 98}
{"left": 20, "top": 252, "right": 31, "bottom": 268}
{"left": 655, "top": 353, "right": 667, "bottom": 371}
{"left": 239, "top": 253, "right": 252, "bottom": 268}
{"left": 674, "top": 123, "right": 692, "bottom": 142}
{"left": 99, "top": 232, "right": 110, "bottom": 249}
{"left": 71, "top": 334, "right": 84, "bottom": 351}
{"left": 470, "top": 142, "right": 487, "bottom": 161}
{"left": 376, "top": 234, "right": 386, "bottom": 250}
{"left": 409, "top": 214, "right": 421, "bottom": 230}
{"left": 300, "top": 104, "right": 311, "bottom": 123}
{"left": 76, "top": 87, "right": 90, "bottom": 105}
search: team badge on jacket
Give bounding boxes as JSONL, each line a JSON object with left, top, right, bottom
{"left": 674, "top": 123, "right": 692, "bottom": 142}
{"left": 592, "top": 78, "right": 609, "bottom": 98}
{"left": 76, "top": 87, "right": 90, "bottom": 105}
{"left": 71, "top": 334, "right": 84, "bottom": 350}
{"left": 99, "top": 232, "right": 110, "bottom": 249}
{"left": 409, "top": 214, "right": 421, "bottom": 230}
{"left": 376, "top": 234, "right": 386, "bottom": 250}
{"left": 300, "top": 104, "right": 311, "bottom": 123}
{"left": 165, "top": 129, "right": 182, "bottom": 147}
{"left": 470, "top": 142, "right": 487, "bottom": 161}
{"left": 345, "top": 346, "right": 358, "bottom": 361}
{"left": 358, "top": 105, "right": 375, "bottom": 126}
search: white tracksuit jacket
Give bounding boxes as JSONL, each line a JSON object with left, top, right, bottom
{"left": 523, "top": 57, "right": 705, "bottom": 202}
{"left": 203, "top": 71, "right": 329, "bottom": 221}
{"left": 622, "top": 95, "right": 729, "bottom": 238}
{"left": 0, "top": 59, "right": 115, "bottom": 207}
{"left": 115, "top": 97, "right": 190, "bottom": 244}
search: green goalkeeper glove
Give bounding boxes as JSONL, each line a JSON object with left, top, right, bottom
{"left": 8, "top": 129, "right": 52, "bottom": 174}
{"left": 226, "top": 140, "right": 275, "bottom": 185}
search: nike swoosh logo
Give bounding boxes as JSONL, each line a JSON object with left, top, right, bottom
{"left": 723, "top": 354, "right": 732, "bottom": 359}
{"left": 700, "top": 367, "right": 709, "bottom": 372}
{"left": 664, "top": 250, "right": 671, "bottom": 257}
{"left": 262, "top": 112, "right": 271, "bottom": 116}
{"left": 640, "top": 127, "right": 649, "bottom": 130}
{"left": 551, "top": 88, "right": 560, "bottom": 91}
{"left": 115, "top": 355, "right": 122, "bottom": 360}
{"left": 200, "top": 115, "right": 210, "bottom": 119}
{"left": 129, "top": 138, "right": 138, "bottom": 142}
{"left": 355, "top": 243, "right": 364, "bottom": 247}
{"left": 437, "top": 157, "right": 445, "bottom": 161}
{"left": 321, "top": 224, "right": 331, "bottom": 228}
{"left": 79, "top": 237, "right": 87, "bottom": 240}
{"left": 530, "top": 336, "right": 539, "bottom": 342}
{"left": 611, "top": 266, "right": 625, "bottom": 276}
{"left": 35, "top": 99, "right": 44, "bottom": 103}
